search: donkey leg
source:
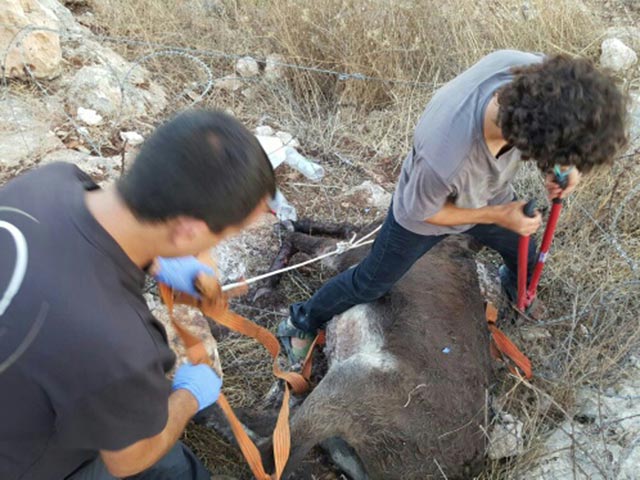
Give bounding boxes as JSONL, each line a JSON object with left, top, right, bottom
{"left": 291, "top": 219, "right": 358, "bottom": 238}
{"left": 255, "top": 230, "right": 341, "bottom": 301}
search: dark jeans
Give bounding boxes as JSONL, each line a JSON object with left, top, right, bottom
{"left": 290, "top": 205, "right": 536, "bottom": 333}
{"left": 67, "top": 441, "right": 210, "bottom": 480}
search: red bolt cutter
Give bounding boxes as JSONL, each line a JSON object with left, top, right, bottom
{"left": 517, "top": 168, "right": 570, "bottom": 312}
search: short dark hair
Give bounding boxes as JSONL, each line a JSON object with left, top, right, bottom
{"left": 497, "top": 54, "right": 628, "bottom": 173}
{"left": 118, "top": 110, "right": 275, "bottom": 232}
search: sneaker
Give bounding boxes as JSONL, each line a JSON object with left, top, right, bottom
{"left": 277, "top": 317, "right": 315, "bottom": 364}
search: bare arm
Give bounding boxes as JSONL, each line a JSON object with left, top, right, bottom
{"left": 426, "top": 200, "right": 542, "bottom": 236}
{"left": 99, "top": 389, "right": 197, "bottom": 477}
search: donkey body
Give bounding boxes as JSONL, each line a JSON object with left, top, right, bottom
{"left": 274, "top": 228, "right": 494, "bottom": 479}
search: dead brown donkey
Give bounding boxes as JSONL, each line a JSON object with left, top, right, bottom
{"left": 202, "top": 221, "right": 494, "bottom": 479}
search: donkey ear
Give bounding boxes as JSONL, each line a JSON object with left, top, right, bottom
{"left": 320, "top": 437, "right": 368, "bottom": 480}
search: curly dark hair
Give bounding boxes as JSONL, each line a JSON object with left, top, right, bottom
{"left": 497, "top": 54, "right": 628, "bottom": 173}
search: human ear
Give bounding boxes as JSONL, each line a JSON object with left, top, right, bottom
{"left": 168, "top": 217, "right": 215, "bottom": 250}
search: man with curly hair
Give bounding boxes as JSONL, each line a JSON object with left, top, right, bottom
{"left": 278, "top": 50, "right": 628, "bottom": 362}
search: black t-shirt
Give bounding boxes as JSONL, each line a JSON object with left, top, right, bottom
{"left": 0, "top": 163, "right": 176, "bottom": 480}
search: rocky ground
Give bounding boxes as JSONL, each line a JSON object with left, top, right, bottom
{"left": 1, "top": 1, "right": 639, "bottom": 479}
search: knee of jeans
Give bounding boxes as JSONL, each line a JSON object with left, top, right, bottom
{"left": 352, "top": 284, "right": 388, "bottom": 302}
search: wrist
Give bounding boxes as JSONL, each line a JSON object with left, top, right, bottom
{"left": 478, "top": 204, "right": 503, "bottom": 225}
{"left": 170, "top": 388, "right": 199, "bottom": 417}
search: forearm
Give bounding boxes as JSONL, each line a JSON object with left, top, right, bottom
{"left": 100, "top": 389, "right": 197, "bottom": 477}
{"left": 426, "top": 201, "right": 503, "bottom": 227}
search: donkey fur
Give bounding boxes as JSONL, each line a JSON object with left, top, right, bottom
{"left": 256, "top": 230, "right": 495, "bottom": 479}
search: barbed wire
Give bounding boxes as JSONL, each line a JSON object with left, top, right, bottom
{"left": 1, "top": 23, "right": 639, "bottom": 358}
{"left": 0, "top": 23, "right": 437, "bottom": 90}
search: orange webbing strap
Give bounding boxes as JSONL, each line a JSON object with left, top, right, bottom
{"left": 485, "top": 303, "right": 533, "bottom": 379}
{"left": 159, "top": 279, "right": 322, "bottom": 480}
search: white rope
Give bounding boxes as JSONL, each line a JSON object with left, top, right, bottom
{"left": 221, "top": 225, "right": 382, "bottom": 292}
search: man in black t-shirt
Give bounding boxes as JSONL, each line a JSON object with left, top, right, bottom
{"left": 0, "top": 110, "right": 276, "bottom": 479}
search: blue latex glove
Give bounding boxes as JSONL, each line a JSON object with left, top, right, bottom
{"left": 154, "top": 256, "right": 215, "bottom": 298}
{"left": 172, "top": 362, "right": 222, "bottom": 412}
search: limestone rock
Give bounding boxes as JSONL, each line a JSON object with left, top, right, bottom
{"left": 235, "top": 56, "right": 259, "bottom": 77}
{"left": 76, "top": 107, "right": 103, "bottom": 126}
{"left": 215, "top": 74, "right": 244, "bottom": 92}
{"left": 475, "top": 261, "right": 501, "bottom": 305}
{"left": 265, "top": 54, "right": 286, "bottom": 80}
{"left": 521, "top": 421, "right": 618, "bottom": 479}
{"left": 65, "top": 65, "right": 167, "bottom": 119}
{"left": 63, "top": 38, "right": 149, "bottom": 86}
{"left": 66, "top": 66, "right": 122, "bottom": 117}
{"left": 344, "top": 181, "right": 392, "bottom": 210}
{"left": 152, "top": 305, "right": 222, "bottom": 378}
{"left": 520, "top": 325, "right": 551, "bottom": 341}
{"left": 0, "top": 0, "right": 63, "bottom": 80}
{"left": 36, "top": 0, "right": 83, "bottom": 34}
{"left": 488, "top": 414, "right": 524, "bottom": 459}
{"left": 62, "top": 35, "right": 168, "bottom": 120}
{"left": 600, "top": 38, "right": 638, "bottom": 72}
{"left": 619, "top": 446, "right": 640, "bottom": 480}
{"left": 39, "top": 149, "right": 130, "bottom": 185}
{"left": 212, "top": 214, "right": 278, "bottom": 284}
{"left": 0, "top": 95, "right": 63, "bottom": 171}
{"left": 525, "top": 355, "right": 640, "bottom": 479}
{"left": 605, "top": 26, "right": 640, "bottom": 53}
{"left": 119, "top": 131, "right": 144, "bottom": 146}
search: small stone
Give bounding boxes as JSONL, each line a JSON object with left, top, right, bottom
{"left": 241, "top": 87, "right": 257, "bottom": 100}
{"left": 119, "top": 131, "right": 144, "bottom": 146}
{"left": 214, "top": 75, "right": 243, "bottom": 92}
{"left": 344, "top": 181, "right": 392, "bottom": 210}
{"left": 488, "top": 414, "right": 524, "bottom": 459}
{"left": 235, "top": 56, "right": 260, "bottom": 77}
{"left": 520, "top": 326, "right": 551, "bottom": 341}
{"left": 520, "top": 0, "right": 538, "bottom": 20}
{"left": 600, "top": 38, "right": 638, "bottom": 72}
{"left": 77, "top": 107, "right": 103, "bottom": 126}
{"left": 265, "top": 54, "right": 286, "bottom": 80}
{"left": 255, "top": 125, "right": 275, "bottom": 136}
{"left": 605, "top": 26, "right": 640, "bottom": 53}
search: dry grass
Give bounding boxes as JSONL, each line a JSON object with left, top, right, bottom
{"left": 79, "top": 0, "right": 640, "bottom": 477}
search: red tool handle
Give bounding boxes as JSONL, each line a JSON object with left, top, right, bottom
{"left": 526, "top": 197, "right": 563, "bottom": 302}
{"left": 517, "top": 200, "right": 537, "bottom": 311}
{"left": 518, "top": 168, "right": 568, "bottom": 311}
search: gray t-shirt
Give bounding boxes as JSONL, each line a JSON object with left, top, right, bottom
{"left": 393, "top": 50, "right": 544, "bottom": 236}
